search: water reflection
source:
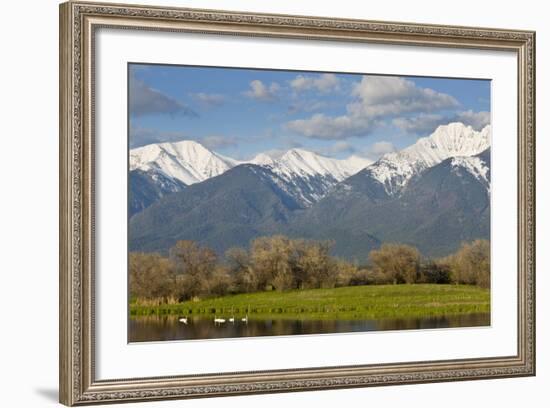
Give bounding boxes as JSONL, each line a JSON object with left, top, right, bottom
{"left": 128, "top": 313, "right": 490, "bottom": 342}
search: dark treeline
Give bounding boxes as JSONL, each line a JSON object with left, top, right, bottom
{"left": 130, "top": 236, "right": 490, "bottom": 305}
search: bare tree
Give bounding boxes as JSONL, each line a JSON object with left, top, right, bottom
{"left": 129, "top": 252, "right": 175, "bottom": 302}
{"left": 209, "top": 265, "right": 233, "bottom": 296}
{"left": 296, "top": 240, "right": 335, "bottom": 288}
{"left": 368, "top": 243, "right": 421, "bottom": 284}
{"left": 447, "top": 239, "right": 490, "bottom": 288}
{"left": 170, "top": 240, "right": 218, "bottom": 298}
{"left": 250, "top": 235, "right": 296, "bottom": 291}
{"left": 333, "top": 259, "right": 359, "bottom": 287}
{"left": 225, "top": 247, "right": 258, "bottom": 292}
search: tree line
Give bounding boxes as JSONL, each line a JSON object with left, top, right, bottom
{"left": 130, "top": 236, "right": 490, "bottom": 304}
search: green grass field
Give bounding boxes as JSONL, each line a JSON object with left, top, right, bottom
{"left": 130, "top": 284, "right": 490, "bottom": 320}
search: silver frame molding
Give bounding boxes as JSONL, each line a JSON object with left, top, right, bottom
{"left": 59, "top": 1, "right": 536, "bottom": 405}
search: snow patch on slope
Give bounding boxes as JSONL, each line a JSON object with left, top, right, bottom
{"left": 451, "top": 155, "right": 490, "bottom": 191}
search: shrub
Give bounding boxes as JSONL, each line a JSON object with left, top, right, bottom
{"left": 419, "top": 260, "right": 452, "bottom": 284}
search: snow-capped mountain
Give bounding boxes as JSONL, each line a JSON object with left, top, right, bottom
{"left": 450, "top": 148, "right": 491, "bottom": 193}
{"left": 129, "top": 168, "right": 187, "bottom": 217}
{"left": 130, "top": 142, "right": 373, "bottom": 208}
{"left": 130, "top": 140, "right": 238, "bottom": 186}
{"left": 250, "top": 149, "right": 372, "bottom": 205}
{"left": 131, "top": 142, "right": 372, "bottom": 189}
{"left": 253, "top": 148, "right": 369, "bottom": 182}
{"left": 249, "top": 152, "right": 277, "bottom": 167}
{"left": 364, "top": 122, "right": 490, "bottom": 195}
{"left": 129, "top": 122, "right": 489, "bottom": 214}
{"left": 130, "top": 123, "right": 492, "bottom": 258}
{"left": 130, "top": 147, "right": 493, "bottom": 259}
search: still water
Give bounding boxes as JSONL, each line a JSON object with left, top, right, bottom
{"left": 129, "top": 313, "right": 490, "bottom": 342}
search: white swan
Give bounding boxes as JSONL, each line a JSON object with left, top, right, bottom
{"left": 178, "top": 317, "right": 188, "bottom": 324}
{"left": 214, "top": 316, "right": 226, "bottom": 324}
{"left": 229, "top": 316, "right": 235, "bottom": 323}
{"left": 241, "top": 315, "right": 248, "bottom": 323}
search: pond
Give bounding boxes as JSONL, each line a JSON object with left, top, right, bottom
{"left": 128, "top": 313, "right": 490, "bottom": 342}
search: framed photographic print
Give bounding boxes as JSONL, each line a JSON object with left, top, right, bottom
{"left": 59, "top": 1, "right": 536, "bottom": 405}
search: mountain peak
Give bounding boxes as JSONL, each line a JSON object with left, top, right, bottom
{"left": 130, "top": 122, "right": 490, "bottom": 204}
{"left": 403, "top": 122, "right": 490, "bottom": 165}
{"left": 130, "top": 140, "right": 235, "bottom": 185}
{"left": 276, "top": 148, "right": 364, "bottom": 180}
{"left": 250, "top": 152, "right": 277, "bottom": 166}
{"left": 282, "top": 147, "right": 315, "bottom": 157}
{"left": 167, "top": 139, "right": 209, "bottom": 150}
{"left": 130, "top": 140, "right": 371, "bottom": 205}
{"left": 365, "top": 122, "right": 491, "bottom": 195}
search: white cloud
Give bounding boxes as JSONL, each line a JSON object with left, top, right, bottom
{"left": 243, "top": 80, "right": 280, "bottom": 101}
{"left": 284, "top": 75, "right": 460, "bottom": 140}
{"left": 363, "top": 141, "right": 397, "bottom": 160}
{"left": 453, "top": 110, "right": 490, "bottom": 130}
{"left": 369, "top": 141, "right": 397, "bottom": 155}
{"left": 392, "top": 114, "right": 445, "bottom": 135}
{"left": 349, "top": 76, "right": 460, "bottom": 118}
{"left": 190, "top": 93, "right": 225, "bottom": 107}
{"left": 331, "top": 141, "right": 355, "bottom": 154}
{"left": 285, "top": 113, "right": 373, "bottom": 140}
{"left": 290, "top": 73, "right": 340, "bottom": 93}
{"left": 393, "top": 110, "right": 490, "bottom": 135}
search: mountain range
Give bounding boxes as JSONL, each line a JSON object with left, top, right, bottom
{"left": 129, "top": 122, "right": 491, "bottom": 260}
{"left": 130, "top": 141, "right": 372, "bottom": 213}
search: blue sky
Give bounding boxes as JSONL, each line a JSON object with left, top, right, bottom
{"left": 129, "top": 63, "right": 490, "bottom": 160}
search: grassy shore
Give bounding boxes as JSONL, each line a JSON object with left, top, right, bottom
{"left": 130, "top": 284, "right": 490, "bottom": 320}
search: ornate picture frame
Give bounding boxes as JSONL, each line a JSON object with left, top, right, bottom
{"left": 59, "top": 1, "right": 535, "bottom": 405}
